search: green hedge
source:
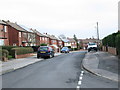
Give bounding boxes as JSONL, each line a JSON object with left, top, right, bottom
{"left": 102, "top": 32, "right": 119, "bottom": 47}
{"left": 2, "top": 46, "right": 18, "bottom": 55}
{"left": 11, "top": 47, "right": 33, "bottom": 57}
{"left": 102, "top": 31, "right": 120, "bottom": 55}
{"left": 116, "top": 34, "right": 120, "bottom": 55}
{"left": 40, "top": 43, "right": 47, "bottom": 46}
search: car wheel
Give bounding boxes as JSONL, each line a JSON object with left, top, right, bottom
{"left": 88, "top": 49, "right": 90, "bottom": 52}
{"left": 52, "top": 54, "right": 54, "bottom": 57}
{"left": 37, "top": 55, "right": 40, "bottom": 58}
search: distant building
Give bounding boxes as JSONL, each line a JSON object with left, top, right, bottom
{"left": 64, "top": 37, "right": 77, "bottom": 49}
{"left": 81, "top": 38, "right": 101, "bottom": 49}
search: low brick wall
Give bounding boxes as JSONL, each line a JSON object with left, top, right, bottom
{"left": 15, "top": 53, "right": 35, "bottom": 59}
{"left": 102, "top": 46, "right": 117, "bottom": 55}
{"left": 102, "top": 46, "right": 107, "bottom": 51}
{"left": 108, "top": 47, "right": 117, "bottom": 55}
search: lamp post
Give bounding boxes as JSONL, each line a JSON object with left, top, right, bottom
{"left": 96, "top": 22, "right": 99, "bottom": 40}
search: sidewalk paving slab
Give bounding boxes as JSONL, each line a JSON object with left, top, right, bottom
{"left": 82, "top": 51, "right": 119, "bottom": 82}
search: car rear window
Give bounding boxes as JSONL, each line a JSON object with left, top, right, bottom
{"left": 62, "top": 47, "right": 68, "bottom": 49}
{"left": 40, "top": 47, "right": 48, "bottom": 50}
{"left": 89, "top": 43, "right": 96, "bottom": 45}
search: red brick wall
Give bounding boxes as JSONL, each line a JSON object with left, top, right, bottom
{"left": 102, "top": 46, "right": 117, "bottom": 55}
{"left": 8, "top": 26, "right": 20, "bottom": 46}
{"left": 36, "top": 34, "right": 40, "bottom": 46}
{"left": 71, "top": 42, "right": 77, "bottom": 48}
{"left": 15, "top": 53, "right": 34, "bottom": 59}
{"left": 0, "top": 25, "right": 9, "bottom": 46}
{"left": 108, "top": 47, "right": 117, "bottom": 55}
{"left": 40, "top": 37, "right": 50, "bottom": 45}
{"left": 51, "top": 40, "right": 57, "bottom": 45}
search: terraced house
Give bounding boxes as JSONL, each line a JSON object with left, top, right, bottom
{"left": 0, "top": 20, "right": 65, "bottom": 50}
{"left": 0, "top": 20, "right": 9, "bottom": 46}
{"left": 1, "top": 20, "right": 36, "bottom": 46}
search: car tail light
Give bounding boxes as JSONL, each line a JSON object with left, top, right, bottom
{"left": 38, "top": 47, "right": 40, "bottom": 51}
{"left": 48, "top": 48, "right": 50, "bottom": 52}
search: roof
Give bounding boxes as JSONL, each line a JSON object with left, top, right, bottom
{"left": 18, "top": 25, "right": 33, "bottom": 33}
{"left": 67, "top": 38, "right": 76, "bottom": 42}
{"left": 62, "top": 39, "right": 69, "bottom": 42}
{"left": 81, "top": 38, "right": 101, "bottom": 43}
{"left": 0, "top": 20, "right": 6, "bottom": 25}
{"left": 3, "top": 20, "right": 27, "bottom": 32}
{"left": 45, "top": 34, "right": 58, "bottom": 40}
{"left": 32, "top": 29, "right": 46, "bottom": 37}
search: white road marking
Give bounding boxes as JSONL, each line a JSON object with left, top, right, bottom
{"left": 80, "top": 73, "right": 83, "bottom": 76}
{"left": 78, "top": 81, "right": 82, "bottom": 85}
{"left": 77, "top": 71, "right": 84, "bottom": 89}
{"left": 79, "top": 76, "right": 83, "bottom": 80}
{"left": 76, "top": 86, "right": 80, "bottom": 90}
{"left": 81, "top": 71, "right": 84, "bottom": 74}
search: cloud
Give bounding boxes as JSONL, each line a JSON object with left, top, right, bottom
{"left": 0, "top": 0, "right": 119, "bottom": 39}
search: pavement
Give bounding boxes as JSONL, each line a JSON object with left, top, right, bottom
{"left": 82, "top": 51, "right": 119, "bottom": 82}
{"left": 0, "top": 53, "right": 62, "bottom": 75}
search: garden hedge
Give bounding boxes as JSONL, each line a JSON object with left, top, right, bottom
{"left": 2, "top": 46, "right": 18, "bottom": 55}
{"left": 115, "top": 34, "right": 120, "bottom": 55}
{"left": 102, "top": 31, "right": 120, "bottom": 55}
{"left": 11, "top": 47, "right": 34, "bottom": 57}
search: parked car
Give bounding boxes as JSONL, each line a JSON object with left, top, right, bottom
{"left": 37, "top": 46, "right": 54, "bottom": 58}
{"left": 61, "top": 47, "right": 69, "bottom": 53}
{"left": 87, "top": 43, "right": 98, "bottom": 52}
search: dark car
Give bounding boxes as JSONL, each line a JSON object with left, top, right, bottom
{"left": 61, "top": 47, "right": 69, "bottom": 53}
{"left": 37, "top": 46, "right": 54, "bottom": 58}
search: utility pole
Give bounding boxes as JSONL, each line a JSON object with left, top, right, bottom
{"left": 97, "top": 22, "right": 99, "bottom": 40}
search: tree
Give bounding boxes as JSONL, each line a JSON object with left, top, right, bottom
{"left": 73, "top": 34, "right": 79, "bottom": 49}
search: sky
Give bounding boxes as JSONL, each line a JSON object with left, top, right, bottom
{"left": 0, "top": 0, "right": 119, "bottom": 39}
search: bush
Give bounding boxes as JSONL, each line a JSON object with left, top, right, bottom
{"left": 2, "top": 49, "right": 9, "bottom": 58}
{"left": 116, "top": 34, "right": 120, "bottom": 55}
{"left": 2, "top": 46, "right": 18, "bottom": 55}
{"left": 102, "top": 31, "right": 120, "bottom": 55}
{"left": 11, "top": 47, "right": 34, "bottom": 57}
{"left": 102, "top": 32, "right": 120, "bottom": 47}
{"left": 40, "top": 43, "right": 47, "bottom": 46}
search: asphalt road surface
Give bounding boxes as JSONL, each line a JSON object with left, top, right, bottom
{"left": 2, "top": 51, "right": 118, "bottom": 89}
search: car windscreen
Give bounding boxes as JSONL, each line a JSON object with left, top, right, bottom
{"left": 40, "top": 47, "right": 48, "bottom": 50}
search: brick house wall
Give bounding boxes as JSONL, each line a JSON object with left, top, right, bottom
{"left": 7, "top": 25, "right": 21, "bottom": 46}
{"left": 58, "top": 40, "right": 64, "bottom": 48}
{"left": 40, "top": 36, "right": 50, "bottom": 45}
{"left": 36, "top": 34, "right": 40, "bottom": 46}
{"left": 71, "top": 42, "right": 77, "bottom": 48}
{"left": 51, "top": 39, "right": 57, "bottom": 45}
{"left": 0, "top": 24, "right": 9, "bottom": 46}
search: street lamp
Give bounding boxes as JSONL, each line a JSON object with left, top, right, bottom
{"left": 96, "top": 22, "right": 99, "bottom": 40}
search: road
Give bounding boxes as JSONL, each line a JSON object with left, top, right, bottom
{"left": 2, "top": 51, "right": 118, "bottom": 89}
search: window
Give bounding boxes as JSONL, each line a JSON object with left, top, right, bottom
{"left": 4, "top": 26, "right": 7, "bottom": 32}
{"left": 0, "top": 39, "right": 4, "bottom": 46}
{"left": 19, "top": 32, "right": 21, "bottom": 37}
